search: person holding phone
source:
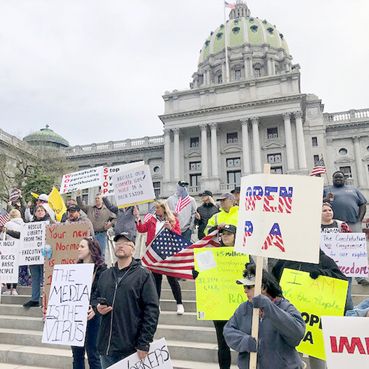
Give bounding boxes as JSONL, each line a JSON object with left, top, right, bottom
{"left": 71, "top": 237, "right": 107, "bottom": 369}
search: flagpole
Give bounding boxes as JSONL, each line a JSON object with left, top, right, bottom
{"left": 223, "top": 2, "right": 230, "bottom": 83}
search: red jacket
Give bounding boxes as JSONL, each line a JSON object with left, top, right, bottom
{"left": 136, "top": 216, "right": 181, "bottom": 246}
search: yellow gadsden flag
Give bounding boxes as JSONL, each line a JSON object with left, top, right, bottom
{"left": 48, "top": 187, "right": 67, "bottom": 222}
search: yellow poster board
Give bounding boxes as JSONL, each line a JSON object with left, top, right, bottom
{"left": 194, "top": 247, "right": 249, "bottom": 320}
{"left": 280, "top": 268, "right": 348, "bottom": 360}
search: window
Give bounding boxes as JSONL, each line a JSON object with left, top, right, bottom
{"left": 153, "top": 182, "right": 161, "bottom": 198}
{"left": 153, "top": 166, "right": 160, "bottom": 174}
{"left": 271, "top": 166, "right": 283, "bottom": 174}
{"left": 235, "top": 69, "right": 241, "bottom": 80}
{"left": 267, "top": 27, "right": 274, "bottom": 34}
{"left": 232, "top": 26, "right": 240, "bottom": 34}
{"left": 217, "top": 74, "right": 223, "bottom": 84}
{"left": 339, "top": 148, "right": 348, "bottom": 155}
{"left": 226, "top": 132, "right": 238, "bottom": 144}
{"left": 312, "top": 137, "right": 318, "bottom": 147}
{"left": 190, "top": 174, "right": 201, "bottom": 188}
{"left": 81, "top": 189, "right": 89, "bottom": 205}
{"left": 313, "top": 155, "right": 320, "bottom": 165}
{"left": 189, "top": 161, "right": 201, "bottom": 171}
{"left": 267, "top": 127, "right": 278, "bottom": 139}
{"left": 254, "top": 65, "right": 261, "bottom": 77}
{"left": 198, "top": 74, "right": 204, "bottom": 85}
{"left": 190, "top": 137, "right": 199, "bottom": 148}
{"left": 267, "top": 153, "right": 282, "bottom": 164}
{"left": 250, "top": 25, "right": 258, "bottom": 32}
{"left": 339, "top": 166, "right": 352, "bottom": 178}
{"left": 226, "top": 157, "right": 241, "bottom": 168}
{"left": 227, "top": 170, "right": 241, "bottom": 186}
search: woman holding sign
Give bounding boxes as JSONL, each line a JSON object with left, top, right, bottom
{"left": 71, "top": 237, "right": 107, "bottom": 369}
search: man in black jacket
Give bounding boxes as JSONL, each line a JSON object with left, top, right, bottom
{"left": 96, "top": 231, "right": 159, "bottom": 368}
{"left": 195, "top": 190, "right": 219, "bottom": 240}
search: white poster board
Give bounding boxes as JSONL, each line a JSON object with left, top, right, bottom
{"left": 42, "top": 263, "right": 94, "bottom": 346}
{"left": 102, "top": 161, "right": 144, "bottom": 196}
{"left": 19, "top": 221, "right": 47, "bottom": 265}
{"left": 60, "top": 167, "right": 104, "bottom": 194}
{"left": 0, "top": 240, "right": 19, "bottom": 283}
{"left": 322, "top": 316, "right": 369, "bottom": 369}
{"left": 235, "top": 174, "right": 323, "bottom": 263}
{"left": 108, "top": 338, "right": 173, "bottom": 369}
{"left": 112, "top": 164, "right": 155, "bottom": 208}
{"left": 320, "top": 233, "right": 368, "bottom": 277}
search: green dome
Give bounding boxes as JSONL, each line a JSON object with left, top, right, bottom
{"left": 23, "top": 125, "right": 69, "bottom": 148}
{"left": 199, "top": 16, "right": 289, "bottom": 66}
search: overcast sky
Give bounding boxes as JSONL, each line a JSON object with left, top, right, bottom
{"left": 0, "top": 0, "right": 368, "bottom": 146}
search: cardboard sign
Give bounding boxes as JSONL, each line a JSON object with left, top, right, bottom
{"left": 60, "top": 167, "right": 104, "bottom": 194}
{"left": 108, "top": 338, "right": 173, "bottom": 369}
{"left": 42, "top": 263, "right": 94, "bottom": 346}
{"left": 320, "top": 233, "right": 368, "bottom": 277}
{"left": 102, "top": 161, "right": 144, "bottom": 196}
{"left": 280, "top": 268, "right": 348, "bottom": 360}
{"left": 112, "top": 164, "right": 155, "bottom": 208}
{"left": 19, "top": 221, "right": 47, "bottom": 266}
{"left": 322, "top": 316, "right": 369, "bottom": 369}
{"left": 43, "top": 223, "right": 90, "bottom": 312}
{"left": 194, "top": 247, "right": 249, "bottom": 320}
{"left": 0, "top": 240, "right": 19, "bottom": 283}
{"left": 235, "top": 174, "right": 323, "bottom": 263}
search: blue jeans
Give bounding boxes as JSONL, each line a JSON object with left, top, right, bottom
{"left": 72, "top": 315, "right": 101, "bottom": 369}
{"left": 29, "top": 264, "right": 43, "bottom": 302}
{"left": 95, "top": 232, "right": 107, "bottom": 257}
{"left": 100, "top": 354, "right": 126, "bottom": 369}
{"left": 346, "top": 297, "right": 369, "bottom": 317}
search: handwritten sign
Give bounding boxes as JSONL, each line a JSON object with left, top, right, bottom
{"left": 112, "top": 164, "right": 155, "bottom": 208}
{"left": 19, "top": 221, "right": 47, "bottom": 265}
{"left": 102, "top": 162, "right": 144, "bottom": 196}
{"left": 320, "top": 233, "right": 368, "bottom": 277}
{"left": 108, "top": 338, "right": 173, "bottom": 369}
{"left": 0, "top": 240, "right": 19, "bottom": 283}
{"left": 194, "top": 247, "right": 249, "bottom": 320}
{"left": 280, "top": 268, "right": 347, "bottom": 360}
{"left": 235, "top": 174, "right": 323, "bottom": 263}
{"left": 60, "top": 167, "right": 104, "bottom": 194}
{"left": 42, "top": 263, "right": 94, "bottom": 346}
{"left": 322, "top": 316, "right": 369, "bottom": 369}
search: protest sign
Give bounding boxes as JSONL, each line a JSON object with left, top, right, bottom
{"left": 43, "top": 223, "right": 90, "bottom": 312}
{"left": 194, "top": 247, "right": 249, "bottom": 320}
{"left": 19, "top": 221, "right": 47, "bottom": 265}
{"left": 280, "top": 268, "right": 347, "bottom": 360}
{"left": 322, "top": 316, "right": 369, "bottom": 369}
{"left": 235, "top": 174, "right": 323, "bottom": 263}
{"left": 0, "top": 240, "right": 19, "bottom": 283}
{"left": 60, "top": 167, "right": 104, "bottom": 194}
{"left": 112, "top": 164, "right": 155, "bottom": 208}
{"left": 102, "top": 161, "right": 144, "bottom": 196}
{"left": 108, "top": 338, "right": 173, "bottom": 369}
{"left": 42, "top": 263, "right": 94, "bottom": 346}
{"left": 320, "top": 233, "right": 368, "bottom": 278}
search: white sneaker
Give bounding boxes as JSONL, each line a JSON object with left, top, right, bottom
{"left": 2, "top": 290, "right": 11, "bottom": 295}
{"left": 176, "top": 304, "right": 184, "bottom": 315}
{"left": 11, "top": 290, "right": 18, "bottom": 296}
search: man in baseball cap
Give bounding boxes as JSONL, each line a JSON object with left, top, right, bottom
{"left": 195, "top": 190, "right": 219, "bottom": 239}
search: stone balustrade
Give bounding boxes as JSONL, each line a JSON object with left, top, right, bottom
{"left": 324, "top": 108, "right": 369, "bottom": 124}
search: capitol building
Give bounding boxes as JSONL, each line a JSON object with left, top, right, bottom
{"left": 1, "top": 1, "right": 369, "bottom": 202}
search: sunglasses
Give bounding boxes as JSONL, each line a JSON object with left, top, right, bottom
{"left": 244, "top": 285, "right": 255, "bottom": 290}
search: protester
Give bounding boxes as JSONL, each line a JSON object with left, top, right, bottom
{"left": 167, "top": 181, "right": 197, "bottom": 241}
{"left": 23, "top": 205, "right": 51, "bottom": 308}
{"left": 25, "top": 194, "right": 56, "bottom": 222}
{"left": 136, "top": 200, "right": 185, "bottom": 314}
{"left": 231, "top": 186, "right": 240, "bottom": 206}
{"left": 71, "top": 237, "right": 106, "bottom": 369}
{"left": 206, "top": 193, "right": 238, "bottom": 234}
{"left": 6, "top": 192, "right": 26, "bottom": 221}
{"left": 223, "top": 265, "right": 305, "bottom": 369}
{"left": 77, "top": 193, "right": 115, "bottom": 256}
{"left": 195, "top": 190, "right": 219, "bottom": 240}
{"left": 61, "top": 198, "right": 87, "bottom": 222}
{"left": 323, "top": 170, "right": 368, "bottom": 285}
{"left": 95, "top": 231, "right": 159, "bottom": 369}
{"left": 65, "top": 205, "right": 95, "bottom": 237}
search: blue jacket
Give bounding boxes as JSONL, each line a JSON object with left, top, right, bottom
{"left": 223, "top": 298, "right": 305, "bottom": 369}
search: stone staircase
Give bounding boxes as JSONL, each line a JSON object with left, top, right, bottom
{"left": 0, "top": 281, "right": 368, "bottom": 369}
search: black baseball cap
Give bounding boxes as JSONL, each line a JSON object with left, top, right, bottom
{"left": 220, "top": 224, "right": 237, "bottom": 234}
{"left": 67, "top": 205, "right": 80, "bottom": 212}
{"left": 114, "top": 231, "right": 136, "bottom": 243}
{"left": 199, "top": 190, "right": 213, "bottom": 197}
{"left": 231, "top": 187, "right": 240, "bottom": 194}
{"left": 178, "top": 180, "right": 189, "bottom": 187}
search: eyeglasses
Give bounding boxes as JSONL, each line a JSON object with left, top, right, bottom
{"left": 115, "top": 241, "right": 134, "bottom": 248}
{"left": 243, "top": 285, "right": 255, "bottom": 290}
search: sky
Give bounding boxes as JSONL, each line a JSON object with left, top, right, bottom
{"left": 0, "top": 0, "right": 368, "bottom": 146}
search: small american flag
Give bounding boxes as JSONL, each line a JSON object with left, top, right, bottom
{"left": 142, "top": 229, "right": 220, "bottom": 279}
{"left": 310, "top": 157, "right": 326, "bottom": 176}
{"left": 174, "top": 186, "right": 191, "bottom": 214}
{"left": 9, "top": 188, "right": 21, "bottom": 203}
{"left": 224, "top": 1, "right": 236, "bottom": 9}
{"left": 0, "top": 212, "right": 11, "bottom": 227}
{"left": 143, "top": 204, "right": 156, "bottom": 223}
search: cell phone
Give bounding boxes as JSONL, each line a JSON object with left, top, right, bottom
{"left": 97, "top": 297, "right": 110, "bottom": 306}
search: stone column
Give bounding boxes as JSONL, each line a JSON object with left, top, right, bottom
{"left": 241, "top": 119, "right": 251, "bottom": 175}
{"left": 251, "top": 117, "right": 262, "bottom": 173}
{"left": 201, "top": 124, "right": 209, "bottom": 178}
{"left": 163, "top": 128, "right": 171, "bottom": 182}
{"left": 353, "top": 136, "right": 365, "bottom": 187}
{"left": 173, "top": 128, "right": 180, "bottom": 181}
{"left": 283, "top": 113, "right": 295, "bottom": 171}
{"left": 210, "top": 123, "right": 218, "bottom": 178}
{"left": 294, "top": 111, "right": 307, "bottom": 170}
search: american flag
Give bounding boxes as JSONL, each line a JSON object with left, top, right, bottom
{"left": 0, "top": 212, "right": 11, "bottom": 227}
{"left": 141, "top": 229, "right": 220, "bottom": 279}
{"left": 9, "top": 188, "right": 21, "bottom": 203}
{"left": 224, "top": 1, "right": 236, "bottom": 9}
{"left": 310, "top": 157, "right": 326, "bottom": 176}
{"left": 143, "top": 204, "right": 156, "bottom": 223}
{"left": 174, "top": 186, "right": 191, "bottom": 214}
{"left": 262, "top": 223, "right": 285, "bottom": 252}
